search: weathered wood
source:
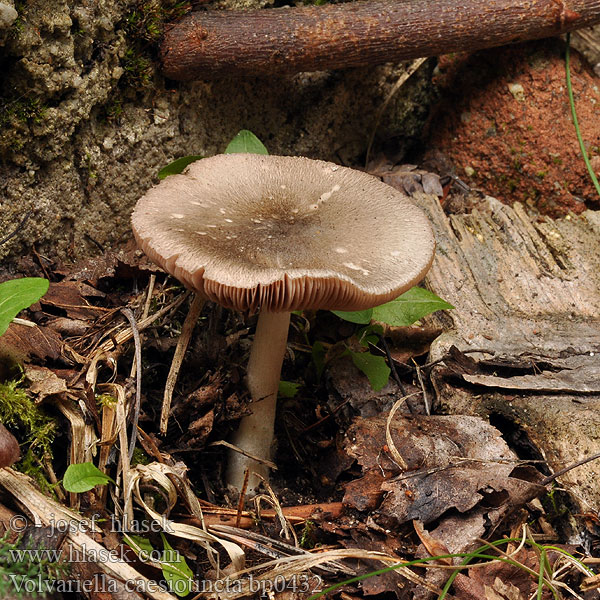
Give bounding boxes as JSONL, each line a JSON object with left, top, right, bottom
{"left": 406, "top": 190, "right": 600, "bottom": 516}
{"left": 161, "top": 0, "right": 600, "bottom": 79}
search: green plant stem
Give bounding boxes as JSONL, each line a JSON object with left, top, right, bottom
{"left": 565, "top": 33, "right": 600, "bottom": 199}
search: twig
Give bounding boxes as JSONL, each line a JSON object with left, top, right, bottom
{"left": 540, "top": 451, "right": 600, "bottom": 485}
{"left": 0, "top": 212, "right": 31, "bottom": 246}
{"left": 97, "top": 292, "right": 188, "bottom": 353}
{"left": 120, "top": 308, "right": 142, "bottom": 460}
{"left": 160, "top": 0, "right": 600, "bottom": 79}
{"left": 412, "top": 357, "right": 430, "bottom": 415}
{"left": 209, "top": 440, "right": 278, "bottom": 470}
{"left": 377, "top": 333, "right": 406, "bottom": 396}
{"left": 160, "top": 293, "right": 204, "bottom": 434}
{"left": 141, "top": 274, "right": 156, "bottom": 321}
{"left": 365, "top": 57, "right": 427, "bottom": 167}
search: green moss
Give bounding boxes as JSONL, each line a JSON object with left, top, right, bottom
{"left": 103, "top": 99, "right": 124, "bottom": 122}
{"left": 120, "top": 0, "right": 191, "bottom": 89}
{"left": 0, "top": 530, "right": 69, "bottom": 599}
{"left": 97, "top": 393, "right": 117, "bottom": 409}
{"left": 299, "top": 520, "right": 317, "bottom": 549}
{"left": 121, "top": 47, "right": 154, "bottom": 88}
{"left": 131, "top": 447, "right": 151, "bottom": 466}
{"left": 0, "top": 376, "right": 55, "bottom": 482}
{"left": 0, "top": 97, "right": 47, "bottom": 129}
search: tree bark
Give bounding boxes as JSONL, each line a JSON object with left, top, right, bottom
{"left": 161, "top": 0, "right": 600, "bottom": 80}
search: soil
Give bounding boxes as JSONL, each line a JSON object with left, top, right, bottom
{"left": 427, "top": 39, "right": 600, "bottom": 217}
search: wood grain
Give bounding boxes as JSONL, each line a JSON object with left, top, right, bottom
{"left": 161, "top": 0, "right": 600, "bottom": 79}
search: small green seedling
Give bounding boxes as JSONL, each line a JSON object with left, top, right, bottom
{"left": 62, "top": 462, "right": 114, "bottom": 493}
{"left": 332, "top": 288, "right": 453, "bottom": 390}
{"left": 125, "top": 533, "right": 194, "bottom": 597}
{"left": 157, "top": 129, "right": 268, "bottom": 179}
{"left": 0, "top": 277, "right": 49, "bottom": 337}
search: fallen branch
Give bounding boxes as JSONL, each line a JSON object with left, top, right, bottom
{"left": 160, "top": 0, "right": 600, "bottom": 79}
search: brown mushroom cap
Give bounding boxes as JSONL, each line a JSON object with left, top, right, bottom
{"left": 132, "top": 154, "right": 435, "bottom": 312}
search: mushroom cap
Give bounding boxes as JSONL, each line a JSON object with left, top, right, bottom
{"left": 132, "top": 154, "right": 435, "bottom": 312}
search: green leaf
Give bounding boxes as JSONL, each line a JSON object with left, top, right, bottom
{"left": 331, "top": 308, "right": 373, "bottom": 324}
{"left": 158, "top": 155, "right": 203, "bottom": 179}
{"left": 125, "top": 534, "right": 155, "bottom": 558}
{"left": 0, "top": 278, "right": 49, "bottom": 337}
{"left": 225, "top": 130, "right": 268, "bottom": 155}
{"left": 62, "top": 462, "right": 114, "bottom": 493}
{"left": 371, "top": 288, "right": 454, "bottom": 327}
{"left": 356, "top": 324, "right": 383, "bottom": 348}
{"left": 278, "top": 380, "right": 300, "bottom": 398}
{"left": 161, "top": 534, "right": 194, "bottom": 597}
{"left": 349, "top": 351, "right": 390, "bottom": 391}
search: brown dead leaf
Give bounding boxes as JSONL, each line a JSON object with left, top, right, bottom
{"left": 413, "top": 520, "right": 452, "bottom": 565}
{"left": 0, "top": 322, "right": 63, "bottom": 364}
{"left": 381, "top": 325, "right": 444, "bottom": 365}
{"left": 341, "top": 529, "right": 408, "bottom": 599}
{"left": 185, "top": 409, "right": 215, "bottom": 447}
{"left": 38, "top": 281, "right": 106, "bottom": 320}
{"left": 25, "top": 365, "right": 68, "bottom": 402}
{"left": 343, "top": 470, "right": 386, "bottom": 511}
{"left": 327, "top": 358, "right": 411, "bottom": 420}
{"left": 454, "top": 547, "right": 555, "bottom": 600}
{"left": 56, "top": 240, "right": 161, "bottom": 287}
{"left": 485, "top": 578, "right": 526, "bottom": 600}
{"left": 45, "top": 317, "right": 90, "bottom": 337}
{"left": 344, "top": 415, "right": 545, "bottom": 527}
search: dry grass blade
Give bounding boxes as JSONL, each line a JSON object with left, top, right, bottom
{"left": 253, "top": 476, "right": 295, "bottom": 544}
{"left": 97, "top": 389, "right": 117, "bottom": 505}
{"left": 200, "top": 548, "right": 439, "bottom": 600}
{"left": 54, "top": 395, "right": 96, "bottom": 509}
{"left": 130, "top": 462, "right": 246, "bottom": 573}
{"left": 0, "top": 468, "right": 178, "bottom": 600}
{"left": 120, "top": 307, "right": 142, "bottom": 459}
{"left": 114, "top": 382, "right": 134, "bottom": 528}
{"left": 385, "top": 392, "right": 421, "bottom": 471}
{"left": 365, "top": 57, "right": 428, "bottom": 166}
{"left": 208, "top": 524, "right": 348, "bottom": 575}
{"left": 160, "top": 293, "right": 204, "bottom": 434}
{"left": 209, "top": 440, "right": 278, "bottom": 470}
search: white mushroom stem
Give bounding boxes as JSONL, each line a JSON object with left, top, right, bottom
{"left": 226, "top": 310, "right": 291, "bottom": 492}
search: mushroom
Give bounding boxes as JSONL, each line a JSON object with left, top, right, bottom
{"left": 0, "top": 423, "right": 20, "bottom": 468}
{"left": 131, "top": 153, "right": 435, "bottom": 491}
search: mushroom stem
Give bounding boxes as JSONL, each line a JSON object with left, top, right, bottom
{"left": 160, "top": 0, "right": 600, "bottom": 80}
{"left": 226, "top": 310, "right": 291, "bottom": 492}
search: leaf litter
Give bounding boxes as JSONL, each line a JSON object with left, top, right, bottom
{"left": 0, "top": 247, "right": 596, "bottom": 600}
